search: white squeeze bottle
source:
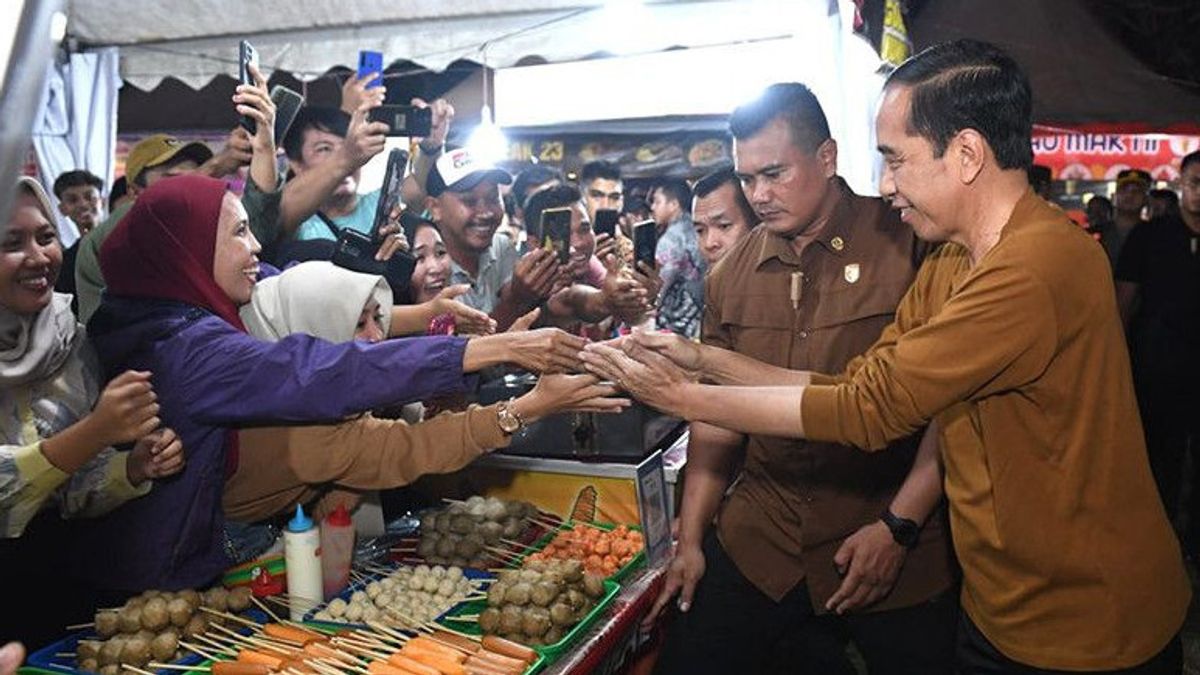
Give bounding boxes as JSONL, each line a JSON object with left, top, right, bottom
{"left": 320, "top": 503, "right": 355, "bottom": 600}
{"left": 284, "top": 504, "right": 322, "bottom": 620}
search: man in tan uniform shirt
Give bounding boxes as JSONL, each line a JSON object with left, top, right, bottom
{"left": 584, "top": 40, "right": 1189, "bottom": 673}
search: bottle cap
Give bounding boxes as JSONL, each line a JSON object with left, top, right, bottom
{"left": 287, "top": 504, "right": 313, "bottom": 532}
{"left": 326, "top": 503, "right": 353, "bottom": 527}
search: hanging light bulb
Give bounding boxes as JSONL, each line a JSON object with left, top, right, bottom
{"left": 468, "top": 104, "right": 508, "bottom": 165}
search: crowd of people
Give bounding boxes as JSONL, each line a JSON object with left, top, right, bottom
{"left": 1, "top": 34, "right": 1197, "bottom": 675}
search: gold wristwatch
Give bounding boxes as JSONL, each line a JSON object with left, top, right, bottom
{"left": 496, "top": 401, "right": 525, "bottom": 434}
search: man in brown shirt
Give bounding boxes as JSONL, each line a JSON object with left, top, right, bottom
{"left": 586, "top": 41, "right": 1189, "bottom": 673}
{"left": 647, "top": 83, "right": 956, "bottom": 675}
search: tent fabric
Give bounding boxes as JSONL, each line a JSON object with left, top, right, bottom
{"left": 31, "top": 48, "right": 121, "bottom": 247}
{"left": 67, "top": 0, "right": 797, "bottom": 91}
{"left": 907, "top": 0, "right": 1200, "bottom": 133}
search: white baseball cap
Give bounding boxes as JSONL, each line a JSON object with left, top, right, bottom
{"left": 426, "top": 147, "right": 512, "bottom": 197}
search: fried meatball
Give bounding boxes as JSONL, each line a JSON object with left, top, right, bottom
{"left": 505, "top": 582, "right": 531, "bottom": 606}
{"left": 499, "top": 605, "right": 524, "bottom": 634}
{"left": 182, "top": 615, "right": 208, "bottom": 638}
{"left": 530, "top": 581, "right": 559, "bottom": 607}
{"left": 478, "top": 607, "right": 502, "bottom": 634}
{"left": 227, "top": 586, "right": 253, "bottom": 612}
{"left": 177, "top": 589, "right": 202, "bottom": 611}
{"left": 140, "top": 598, "right": 169, "bottom": 632}
{"left": 202, "top": 587, "right": 229, "bottom": 612}
{"left": 549, "top": 602, "right": 574, "bottom": 627}
{"left": 150, "top": 631, "right": 179, "bottom": 662}
{"left": 94, "top": 611, "right": 120, "bottom": 639}
{"left": 117, "top": 606, "right": 142, "bottom": 634}
{"left": 166, "top": 598, "right": 192, "bottom": 628}
{"left": 120, "top": 637, "right": 151, "bottom": 667}
{"left": 97, "top": 640, "right": 124, "bottom": 666}
{"left": 520, "top": 607, "right": 551, "bottom": 638}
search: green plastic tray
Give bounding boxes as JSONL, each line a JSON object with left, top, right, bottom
{"left": 438, "top": 578, "right": 620, "bottom": 664}
{"left": 513, "top": 521, "right": 646, "bottom": 583}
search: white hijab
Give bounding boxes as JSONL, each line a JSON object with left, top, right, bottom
{"left": 240, "top": 261, "right": 393, "bottom": 343}
{"left": 0, "top": 178, "right": 78, "bottom": 387}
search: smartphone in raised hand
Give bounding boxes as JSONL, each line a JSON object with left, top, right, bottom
{"left": 633, "top": 219, "right": 657, "bottom": 270}
{"left": 593, "top": 209, "right": 619, "bottom": 239}
{"left": 358, "top": 50, "right": 384, "bottom": 89}
{"left": 541, "top": 207, "right": 573, "bottom": 265}
{"left": 367, "top": 105, "right": 433, "bottom": 138}
{"left": 371, "top": 148, "right": 409, "bottom": 243}
{"left": 270, "top": 85, "right": 304, "bottom": 147}
{"left": 238, "top": 40, "right": 260, "bottom": 134}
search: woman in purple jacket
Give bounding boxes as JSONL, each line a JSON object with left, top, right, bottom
{"left": 72, "top": 174, "right": 591, "bottom": 592}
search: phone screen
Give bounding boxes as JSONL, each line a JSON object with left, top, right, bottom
{"left": 358, "top": 50, "right": 384, "bottom": 89}
{"left": 633, "top": 220, "right": 657, "bottom": 270}
{"left": 541, "top": 207, "right": 573, "bottom": 265}
{"left": 270, "top": 85, "right": 305, "bottom": 147}
{"left": 593, "top": 209, "right": 619, "bottom": 239}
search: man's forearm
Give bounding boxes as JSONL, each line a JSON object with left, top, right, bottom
{"left": 461, "top": 333, "right": 513, "bottom": 372}
{"left": 699, "top": 343, "right": 813, "bottom": 386}
{"left": 491, "top": 284, "right": 536, "bottom": 332}
{"left": 248, "top": 144, "right": 278, "bottom": 194}
{"left": 672, "top": 383, "right": 807, "bottom": 439}
{"left": 676, "top": 422, "right": 744, "bottom": 549}
{"left": 887, "top": 421, "right": 943, "bottom": 524}
{"left": 279, "top": 155, "right": 355, "bottom": 234}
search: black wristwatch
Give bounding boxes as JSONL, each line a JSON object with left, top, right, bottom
{"left": 880, "top": 508, "right": 920, "bottom": 549}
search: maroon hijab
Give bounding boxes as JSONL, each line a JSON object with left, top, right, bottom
{"left": 101, "top": 174, "right": 247, "bottom": 331}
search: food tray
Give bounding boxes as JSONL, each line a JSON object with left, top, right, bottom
{"left": 437, "top": 579, "right": 620, "bottom": 664}
{"left": 514, "top": 521, "right": 646, "bottom": 583}
{"left": 26, "top": 611, "right": 268, "bottom": 675}
{"left": 301, "top": 563, "right": 493, "bottom": 631}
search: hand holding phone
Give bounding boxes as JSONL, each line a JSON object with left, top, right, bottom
{"left": 357, "top": 50, "right": 384, "bottom": 89}
{"left": 367, "top": 105, "right": 433, "bottom": 138}
{"left": 541, "top": 207, "right": 573, "bottom": 265}
{"left": 372, "top": 148, "right": 409, "bottom": 242}
{"left": 238, "top": 40, "right": 260, "bottom": 134}
{"left": 633, "top": 220, "right": 657, "bottom": 270}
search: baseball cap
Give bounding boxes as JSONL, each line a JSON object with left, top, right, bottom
{"left": 426, "top": 147, "right": 512, "bottom": 197}
{"left": 125, "top": 134, "right": 214, "bottom": 186}
{"left": 1115, "top": 168, "right": 1151, "bottom": 189}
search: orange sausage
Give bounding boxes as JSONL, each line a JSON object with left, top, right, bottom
{"left": 479, "top": 637, "right": 536, "bottom": 665}
{"left": 212, "top": 662, "right": 272, "bottom": 675}
{"left": 236, "top": 649, "right": 285, "bottom": 670}
{"left": 469, "top": 649, "right": 528, "bottom": 672}
{"left": 386, "top": 653, "right": 442, "bottom": 675}
{"left": 368, "top": 659, "right": 421, "bottom": 675}
{"left": 398, "top": 648, "right": 468, "bottom": 675}
{"left": 263, "top": 622, "right": 326, "bottom": 645}
{"left": 402, "top": 644, "right": 466, "bottom": 664}
{"left": 465, "top": 655, "right": 524, "bottom": 675}
{"left": 462, "top": 659, "right": 517, "bottom": 675}
{"left": 408, "top": 637, "right": 468, "bottom": 660}
{"left": 427, "top": 632, "right": 480, "bottom": 655}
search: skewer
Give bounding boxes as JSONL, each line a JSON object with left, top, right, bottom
{"left": 251, "top": 595, "right": 284, "bottom": 624}
{"left": 304, "top": 660, "right": 345, "bottom": 675}
{"left": 54, "top": 652, "right": 76, "bottom": 658}
{"left": 198, "top": 606, "right": 263, "bottom": 629}
{"left": 42, "top": 664, "right": 75, "bottom": 672}
{"left": 65, "top": 622, "right": 95, "bottom": 630}
{"left": 193, "top": 634, "right": 238, "bottom": 656}
{"left": 426, "top": 622, "right": 481, "bottom": 642}
{"left": 146, "top": 664, "right": 207, "bottom": 671}
{"left": 179, "top": 640, "right": 220, "bottom": 661}
{"left": 316, "top": 657, "right": 368, "bottom": 675}
{"left": 120, "top": 665, "right": 160, "bottom": 675}
{"left": 364, "top": 621, "right": 410, "bottom": 645}
{"left": 328, "top": 639, "right": 388, "bottom": 660}
{"left": 451, "top": 614, "right": 479, "bottom": 621}
{"left": 397, "top": 557, "right": 424, "bottom": 565}
{"left": 499, "top": 538, "right": 538, "bottom": 551}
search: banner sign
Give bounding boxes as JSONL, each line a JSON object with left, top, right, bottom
{"left": 1031, "top": 133, "right": 1200, "bottom": 181}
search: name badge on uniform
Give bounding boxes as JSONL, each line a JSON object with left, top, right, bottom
{"left": 844, "top": 263, "right": 860, "bottom": 284}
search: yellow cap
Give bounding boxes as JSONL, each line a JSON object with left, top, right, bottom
{"left": 125, "top": 134, "right": 213, "bottom": 186}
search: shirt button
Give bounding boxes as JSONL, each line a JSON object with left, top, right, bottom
{"left": 798, "top": 330, "right": 809, "bottom": 339}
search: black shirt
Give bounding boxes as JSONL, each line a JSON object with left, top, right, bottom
{"left": 1115, "top": 215, "right": 1200, "bottom": 381}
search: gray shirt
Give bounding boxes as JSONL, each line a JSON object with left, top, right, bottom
{"left": 449, "top": 231, "right": 520, "bottom": 314}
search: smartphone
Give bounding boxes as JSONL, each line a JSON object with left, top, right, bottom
{"left": 357, "top": 50, "right": 384, "bottom": 89}
{"left": 633, "top": 219, "right": 657, "bottom": 270}
{"left": 593, "top": 209, "right": 619, "bottom": 239}
{"left": 270, "top": 85, "right": 304, "bottom": 147}
{"left": 541, "top": 207, "right": 573, "bottom": 265}
{"left": 238, "top": 40, "right": 260, "bottom": 134}
{"left": 367, "top": 105, "right": 433, "bottom": 138}
{"left": 371, "top": 148, "right": 409, "bottom": 242}
{"left": 332, "top": 228, "right": 417, "bottom": 298}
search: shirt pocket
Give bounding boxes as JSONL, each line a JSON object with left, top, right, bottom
{"left": 809, "top": 279, "right": 909, "bottom": 331}
{"left": 718, "top": 292, "right": 795, "bottom": 360}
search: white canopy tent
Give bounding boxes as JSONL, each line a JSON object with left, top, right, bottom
{"left": 44, "top": 0, "right": 886, "bottom": 242}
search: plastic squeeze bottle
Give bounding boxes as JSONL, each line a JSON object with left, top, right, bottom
{"left": 320, "top": 503, "right": 355, "bottom": 600}
{"left": 284, "top": 504, "right": 322, "bottom": 620}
